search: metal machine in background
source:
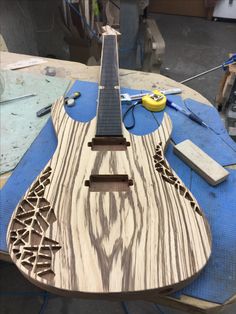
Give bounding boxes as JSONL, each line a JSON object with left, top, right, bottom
{"left": 62, "top": 0, "right": 165, "bottom": 72}
{"left": 226, "top": 78, "right": 236, "bottom": 141}
{"left": 216, "top": 57, "right": 236, "bottom": 141}
{"left": 118, "top": 0, "right": 165, "bottom": 72}
{"left": 213, "top": 0, "right": 236, "bottom": 20}
{"left": 180, "top": 53, "right": 236, "bottom": 142}
{"left": 218, "top": 75, "right": 236, "bottom": 141}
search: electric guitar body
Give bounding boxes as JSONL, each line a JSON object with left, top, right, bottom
{"left": 7, "top": 28, "right": 211, "bottom": 299}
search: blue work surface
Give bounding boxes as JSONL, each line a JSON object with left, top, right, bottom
{"left": 1, "top": 80, "right": 236, "bottom": 305}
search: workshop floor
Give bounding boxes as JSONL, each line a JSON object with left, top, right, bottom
{"left": 1, "top": 6, "right": 236, "bottom": 314}
{"left": 154, "top": 14, "right": 236, "bottom": 105}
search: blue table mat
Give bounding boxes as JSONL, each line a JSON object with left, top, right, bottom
{"left": 1, "top": 80, "right": 236, "bottom": 304}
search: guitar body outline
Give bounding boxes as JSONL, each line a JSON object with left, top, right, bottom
{"left": 7, "top": 97, "right": 211, "bottom": 298}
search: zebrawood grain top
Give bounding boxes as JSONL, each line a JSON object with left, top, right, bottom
{"left": 7, "top": 97, "right": 211, "bottom": 298}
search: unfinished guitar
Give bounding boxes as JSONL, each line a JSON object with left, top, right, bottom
{"left": 7, "top": 27, "right": 211, "bottom": 299}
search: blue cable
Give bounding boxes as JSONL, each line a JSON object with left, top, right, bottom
{"left": 154, "top": 303, "right": 165, "bottom": 314}
{"left": 38, "top": 291, "right": 49, "bottom": 314}
{"left": 110, "top": 0, "right": 120, "bottom": 10}
{"left": 64, "top": 0, "right": 99, "bottom": 40}
{"left": 121, "top": 301, "right": 130, "bottom": 314}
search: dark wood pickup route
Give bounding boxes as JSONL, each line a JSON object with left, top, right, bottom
{"left": 85, "top": 175, "right": 133, "bottom": 192}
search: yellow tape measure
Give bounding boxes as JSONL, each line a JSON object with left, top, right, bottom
{"left": 142, "top": 90, "right": 166, "bottom": 112}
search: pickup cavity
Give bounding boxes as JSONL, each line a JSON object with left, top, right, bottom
{"left": 85, "top": 175, "right": 133, "bottom": 192}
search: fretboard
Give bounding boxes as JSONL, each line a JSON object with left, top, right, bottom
{"left": 96, "top": 35, "right": 122, "bottom": 137}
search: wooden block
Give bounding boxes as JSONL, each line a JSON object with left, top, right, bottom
{"left": 174, "top": 140, "right": 229, "bottom": 186}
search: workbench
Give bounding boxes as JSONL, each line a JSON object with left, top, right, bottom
{"left": 1, "top": 51, "right": 236, "bottom": 314}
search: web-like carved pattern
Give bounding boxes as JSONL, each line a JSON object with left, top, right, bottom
{"left": 153, "top": 143, "right": 202, "bottom": 215}
{"left": 9, "top": 167, "right": 61, "bottom": 280}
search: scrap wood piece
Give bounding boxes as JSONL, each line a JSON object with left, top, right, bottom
{"left": 3, "top": 58, "right": 47, "bottom": 70}
{"left": 174, "top": 139, "right": 229, "bottom": 186}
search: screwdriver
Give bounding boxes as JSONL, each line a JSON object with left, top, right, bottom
{"left": 166, "top": 99, "right": 209, "bottom": 128}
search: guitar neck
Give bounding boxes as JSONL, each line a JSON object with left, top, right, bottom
{"left": 96, "top": 34, "right": 122, "bottom": 137}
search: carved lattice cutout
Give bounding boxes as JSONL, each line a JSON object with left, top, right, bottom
{"left": 153, "top": 144, "right": 202, "bottom": 215}
{"left": 9, "top": 167, "right": 61, "bottom": 279}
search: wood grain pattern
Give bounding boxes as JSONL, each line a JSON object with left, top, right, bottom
{"left": 8, "top": 166, "right": 61, "bottom": 280}
{"left": 7, "top": 96, "right": 211, "bottom": 298}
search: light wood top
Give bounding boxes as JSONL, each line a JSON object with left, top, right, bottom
{"left": 7, "top": 97, "right": 211, "bottom": 298}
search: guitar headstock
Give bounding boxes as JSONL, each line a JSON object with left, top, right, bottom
{"left": 101, "top": 25, "right": 121, "bottom": 36}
